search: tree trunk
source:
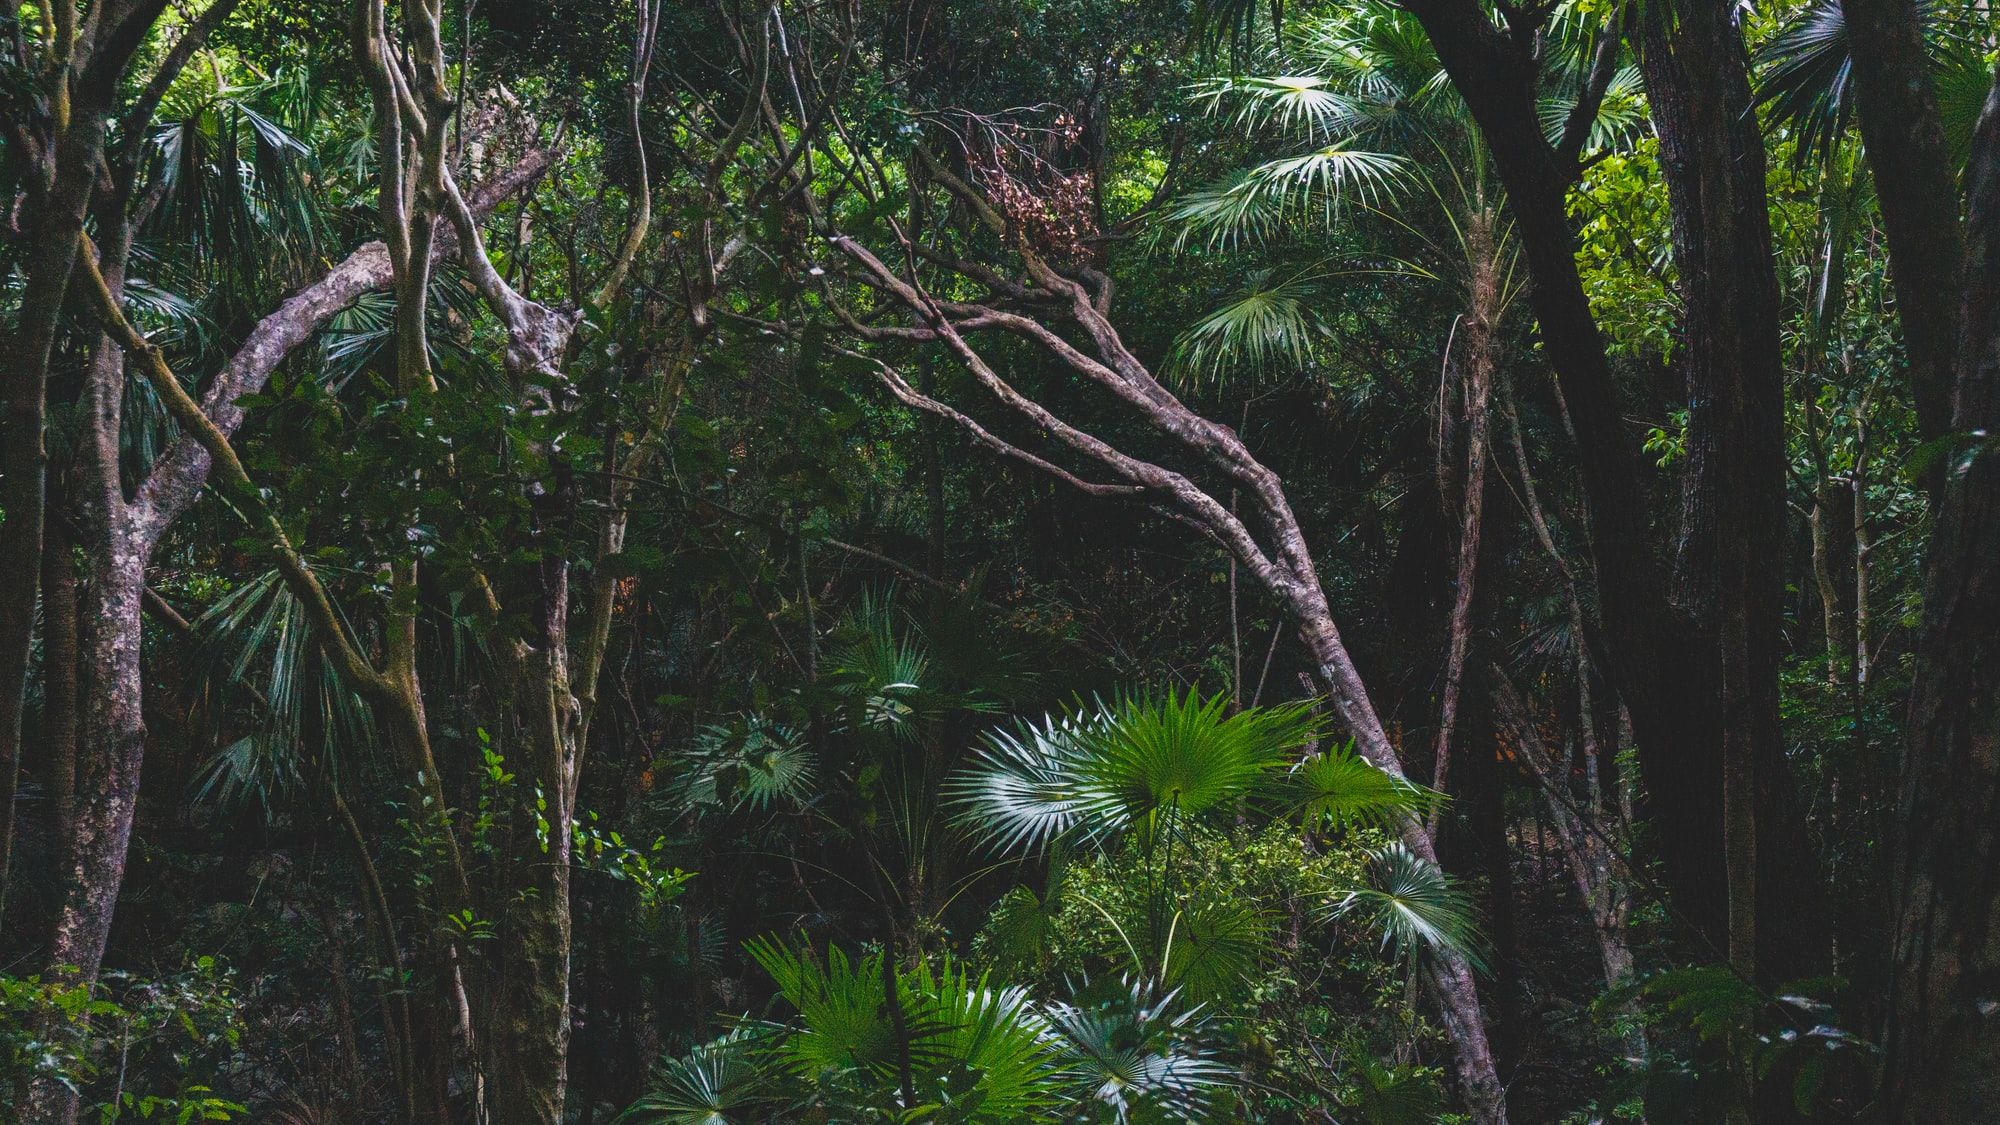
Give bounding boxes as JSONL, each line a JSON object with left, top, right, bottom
{"left": 484, "top": 645, "right": 581, "bottom": 1125}
{"left": 41, "top": 511, "right": 81, "bottom": 853}
{"left": 24, "top": 255, "right": 145, "bottom": 1123}
{"left": 1809, "top": 481, "right": 1856, "bottom": 686}
{"left": 1844, "top": 0, "right": 1964, "bottom": 443}
{"left": 1431, "top": 211, "right": 1502, "bottom": 821}
{"left": 1292, "top": 610, "right": 1509, "bottom": 1124}
{"left": 0, "top": 112, "right": 106, "bottom": 935}
{"left": 1879, "top": 66, "right": 2000, "bottom": 1121}
{"left": 1641, "top": 0, "right": 1828, "bottom": 988}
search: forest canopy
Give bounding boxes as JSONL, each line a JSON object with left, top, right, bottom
{"left": 2, "top": 0, "right": 1998, "bottom": 1120}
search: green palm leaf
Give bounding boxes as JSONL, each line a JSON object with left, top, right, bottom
{"left": 1282, "top": 741, "right": 1437, "bottom": 831}
{"left": 1046, "top": 976, "right": 1234, "bottom": 1122}
{"left": 951, "top": 689, "right": 1323, "bottom": 855}
{"left": 1160, "top": 899, "right": 1273, "bottom": 1005}
{"left": 617, "top": 1029, "right": 770, "bottom": 1124}
{"left": 1190, "top": 74, "right": 1370, "bottom": 134}
{"left": 1170, "top": 270, "right": 1327, "bottom": 382}
{"left": 1164, "top": 147, "right": 1409, "bottom": 250}
{"left": 1331, "top": 842, "right": 1485, "bottom": 969}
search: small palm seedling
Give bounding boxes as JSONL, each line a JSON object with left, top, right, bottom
{"left": 671, "top": 716, "right": 816, "bottom": 815}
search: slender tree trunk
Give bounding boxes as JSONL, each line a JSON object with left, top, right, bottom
{"left": 1852, "top": 416, "right": 1874, "bottom": 687}
{"left": 1809, "top": 485, "right": 1855, "bottom": 686}
{"left": 1431, "top": 210, "right": 1501, "bottom": 823}
{"left": 1292, "top": 609, "right": 1509, "bottom": 1124}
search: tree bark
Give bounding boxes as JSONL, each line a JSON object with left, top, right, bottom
{"left": 0, "top": 112, "right": 104, "bottom": 939}
{"left": 1430, "top": 210, "right": 1501, "bottom": 824}
{"left": 1879, "top": 65, "right": 2000, "bottom": 1121}
{"left": 1407, "top": 0, "right": 1827, "bottom": 984}
{"left": 41, "top": 511, "right": 81, "bottom": 852}
{"left": 1844, "top": 0, "right": 1963, "bottom": 443}
{"left": 1638, "top": 0, "right": 1827, "bottom": 989}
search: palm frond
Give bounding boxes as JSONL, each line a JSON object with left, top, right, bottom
{"left": 1164, "top": 147, "right": 1409, "bottom": 250}
{"left": 672, "top": 716, "right": 816, "bottom": 814}
{"left": 1160, "top": 899, "right": 1273, "bottom": 1005}
{"left": 1169, "top": 269, "right": 1327, "bottom": 383}
{"left": 187, "top": 570, "right": 377, "bottom": 820}
{"left": 1046, "top": 976, "right": 1235, "bottom": 1122}
{"left": 1538, "top": 64, "right": 1647, "bottom": 153}
{"left": 1190, "top": 74, "right": 1370, "bottom": 135}
{"left": 743, "top": 938, "right": 1067, "bottom": 1119}
{"left": 617, "top": 1029, "right": 771, "bottom": 1124}
{"left": 950, "top": 710, "right": 1109, "bottom": 854}
{"left": 1331, "top": 841, "right": 1485, "bottom": 968}
{"left": 1756, "top": 0, "right": 1854, "bottom": 166}
{"left": 1757, "top": 0, "right": 1992, "bottom": 171}
{"left": 1283, "top": 741, "right": 1437, "bottom": 831}
{"left": 951, "top": 689, "right": 1322, "bottom": 854}
{"left": 747, "top": 938, "right": 901, "bottom": 1078}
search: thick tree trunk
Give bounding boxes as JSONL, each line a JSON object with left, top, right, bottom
{"left": 1844, "top": 0, "right": 1964, "bottom": 443}
{"left": 1879, "top": 68, "right": 2000, "bottom": 1121}
{"left": 24, "top": 241, "right": 145, "bottom": 1122}
{"left": 0, "top": 114, "right": 106, "bottom": 933}
{"left": 26, "top": 542, "right": 144, "bottom": 1125}
{"left": 1639, "top": 0, "right": 1828, "bottom": 988}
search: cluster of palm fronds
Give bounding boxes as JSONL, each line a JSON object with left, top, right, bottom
{"left": 622, "top": 683, "right": 1476, "bottom": 1121}
{"left": 621, "top": 950, "right": 1228, "bottom": 1124}
{"left": 1161, "top": 0, "right": 1641, "bottom": 384}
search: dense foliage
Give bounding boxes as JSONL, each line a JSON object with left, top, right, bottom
{"left": 4, "top": 0, "right": 1999, "bottom": 1120}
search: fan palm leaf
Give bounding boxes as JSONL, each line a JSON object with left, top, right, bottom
{"left": 1169, "top": 269, "right": 1328, "bottom": 381}
{"left": 1046, "top": 976, "right": 1233, "bottom": 1122}
{"left": 1757, "top": 0, "right": 1995, "bottom": 169}
{"left": 950, "top": 689, "right": 1322, "bottom": 855}
{"left": 1331, "top": 841, "right": 1485, "bottom": 968}
{"left": 1282, "top": 741, "right": 1438, "bottom": 831}
{"left": 616, "top": 1029, "right": 771, "bottom": 1124}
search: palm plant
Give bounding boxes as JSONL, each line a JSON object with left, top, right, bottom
{"left": 623, "top": 941, "right": 1234, "bottom": 1124}
{"left": 950, "top": 689, "right": 1471, "bottom": 996}
{"left": 1756, "top": 0, "right": 1993, "bottom": 170}
{"left": 742, "top": 937, "right": 1066, "bottom": 1122}
{"left": 1161, "top": 0, "right": 1636, "bottom": 381}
